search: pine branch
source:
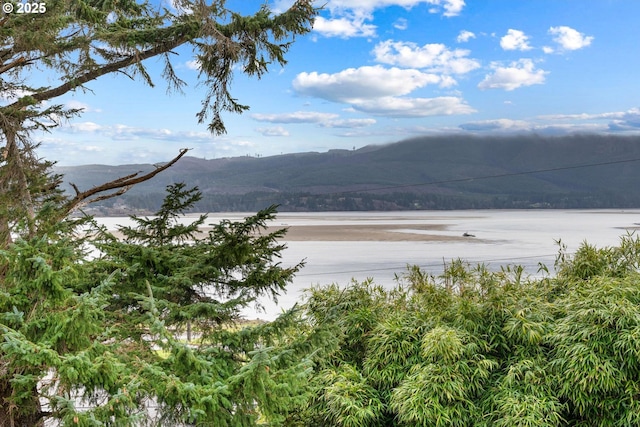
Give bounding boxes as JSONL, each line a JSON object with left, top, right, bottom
{"left": 7, "top": 36, "right": 190, "bottom": 110}
{"left": 0, "top": 56, "right": 27, "bottom": 74}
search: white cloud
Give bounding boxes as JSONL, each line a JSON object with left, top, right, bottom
{"left": 458, "top": 119, "right": 609, "bottom": 134}
{"left": 459, "top": 119, "right": 530, "bottom": 131}
{"left": 393, "top": 18, "right": 408, "bottom": 30}
{"left": 231, "top": 140, "right": 255, "bottom": 148}
{"left": 64, "top": 100, "right": 102, "bottom": 113}
{"left": 459, "top": 109, "right": 640, "bottom": 135}
{"left": 536, "top": 108, "right": 640, "bottom": 133}
{"left": 109, "top": 125, "right": 178, "bottom": 141}
{"left": 549, "top": 26, "right": 593, "bottom": 51}
{"left": 326, "top": 0, "right": 465, "bottom": 16}
{"left": 252, "top": 111, "right": 339, "bottom": 123}
{"left": 537, "top": 111, "right": 630, "bottom": 121}
{"left": 0, "top": 88, "right": 33, "bottom": 104}
{"left": 456, "top": 30, "right": 475, "bottom": 43}
{"left": 252, "top": 111, "right": 376, "bottom": 128}
{"left": 256, "top": 126, "right": 290, "bottom": 137}
{"left": 186, "top": 60, "right": 201, "bottom": 71}
{"left": 59, "top": 121, "right": 220, "bottom": 144}
{"left": 312, "top": 0, "right": 465, "bottom": 38}
{"left": 292, "top": 64, "right": 478, "bottom": 118}
{"left": 609, "top": 121, "right": 640, "bottom": 132}
{"left": 478, "top": 59, "right": 547, "bottom": 91}
{"left": 82, "top": 145, "right": 105, "bottom": 152}
{"left": 611, "top": 108, "right": 640, "bottom": 121}
{"left": 435, "top": 0, "right": 465, "bottom": 17}
{"left": 352, "top": 96, "right": 476, "bottom": 117}
{"left": 40, "top": 126, "right": 266, "bottom": 166}
{"left": 313, "top": 15, "right": 377, "bottom": 38}
{"left": 539, "top": 123, "right": 609, "bottom": 134}
{"left": 293, "top": 65, "right": 443, "bottom": 102}
{"left": 500, "top": 29, "right": 532, "bottom": 51}
{"left": 373, "top": 40, "right": 480, "bottom": 74}
{"left": 334, "top": 123, "right": 461, "bottom": 138}
{"left": 165, "top": 0, "right": 192, "bottom": 15}
{"left": 321, "top": 118, "right": 377, "bottom": 128}
{"left": 64, "top": 100, "right": 88, "bottom": 111}
{"left": 65, "top": 121, "right": 103, "bottom": 132}
{"left": 271, "top": 0, "right": 296, "bottom": 13}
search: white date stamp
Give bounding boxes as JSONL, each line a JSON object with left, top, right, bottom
{"left": 2, "top": 2, "right": 47, "bottom": 14}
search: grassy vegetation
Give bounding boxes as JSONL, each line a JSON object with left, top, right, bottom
{"left": 292, "top": 234, "right": 640, "bottom": 426}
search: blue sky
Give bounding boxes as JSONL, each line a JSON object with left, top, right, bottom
{"left": 30, "top": 0, "right": 640, "bottom": 165}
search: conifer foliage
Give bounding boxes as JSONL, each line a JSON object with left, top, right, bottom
{"left": 0, "top": 1, "right": 318, "bottom": 424}
{"left": 0, "top": 0, "right": 317, "bottom": 245}
{"left": 1, "top": 183, "right": 318, "bottom": 425}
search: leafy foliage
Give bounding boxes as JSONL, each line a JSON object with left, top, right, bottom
{"left": 297, "top": 234, "right": 640, "bottom": 426}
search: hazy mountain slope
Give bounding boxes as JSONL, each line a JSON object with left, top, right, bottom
{"left": 55, "top": 134, "right": 640, "bottom": 211}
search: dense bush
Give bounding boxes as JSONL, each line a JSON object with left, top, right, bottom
{"left": 295, "top": 234, "right": 640, "bottom": 426}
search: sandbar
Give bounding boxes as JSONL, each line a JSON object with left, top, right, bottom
{"left": 109, "top": 222, "right": 480, "bottom": 242}
{"left": 265, "top": 224, "right": 476, "bottom": 242}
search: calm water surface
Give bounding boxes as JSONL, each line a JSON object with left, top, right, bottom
{"left": 96, "top": 209, "right": 640, "bottom": 320}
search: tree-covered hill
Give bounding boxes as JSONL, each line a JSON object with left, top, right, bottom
{"left": 56, "top": 134, "right": 640, "bottom": 212}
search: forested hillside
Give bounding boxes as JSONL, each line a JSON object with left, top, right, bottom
{"left": 57, "top": 134, "right": 640, "bottom": 212}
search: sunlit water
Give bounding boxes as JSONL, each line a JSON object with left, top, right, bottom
{"left": 95, "top": 209, "right": 640, "bottom": 320}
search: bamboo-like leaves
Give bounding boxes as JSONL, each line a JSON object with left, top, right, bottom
{"left": 300, "top": 235, "right": 640, "bottom": 426}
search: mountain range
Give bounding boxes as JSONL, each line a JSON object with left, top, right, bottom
{"left": 55, "top": 134, "right": 640, "bottom": 213}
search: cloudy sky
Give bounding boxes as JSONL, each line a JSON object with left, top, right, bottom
{"left": 31, "top": 0, "right": 640, "bottom": 165}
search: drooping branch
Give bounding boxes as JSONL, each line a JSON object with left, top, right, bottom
{"left": 61, "top": 148, "right": 189, "bottom": 215}
{"left": 2, "top": 0, "right": 317, "bottom": 134}
{"left": 7, "top": 37, "right": 190, "bottom": 111}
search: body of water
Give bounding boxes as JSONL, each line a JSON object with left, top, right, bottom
{"left": 96, "top": 209, "right": 640, "bottom": 320}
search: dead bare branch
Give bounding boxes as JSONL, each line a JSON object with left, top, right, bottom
{"left": 70, "top": 182, "right": 80, "bottom": 196}
{"left": 61, "top": 148, "right": 189, "bottom": 216}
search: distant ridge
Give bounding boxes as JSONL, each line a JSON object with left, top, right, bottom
{"left": 56, "top": 134, "right": 640, "bottom": 212}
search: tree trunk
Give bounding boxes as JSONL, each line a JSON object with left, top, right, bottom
{"left": 0, "top": 377, "right": 46, "bottom": 427}
{"left": 1, "top": 125, "right": 35, "bottom": 247}
{"left": 0, "top": 215, "right": 11, "bottom": 250}
{"left": 0, "top": 126, "right": 43, "bottom": 425}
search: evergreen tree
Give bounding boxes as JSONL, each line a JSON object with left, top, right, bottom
{"left": 0, "top": 1, "right": 318, "bottom": 424}
{"left": 1, "top": 183, "right": 322, "bottom": 425}
{"left": 0, "top": 0, "right": 316, "bottom": 244}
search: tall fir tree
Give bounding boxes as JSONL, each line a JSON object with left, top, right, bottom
{"left": 0, "top": 0, "right": 316, "bottom": 244}
{"left": 0, "top": 0, "right": 318, "bottom": 424}
{"left": 1, "top": 183, "right": 326, "bottom": 425}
